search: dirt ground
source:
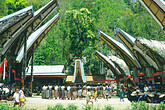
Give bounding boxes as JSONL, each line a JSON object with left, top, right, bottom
{"left": 23, "top": 96, "right": 131, "bottom": 110}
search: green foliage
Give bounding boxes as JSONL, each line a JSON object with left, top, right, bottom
{"left": 103, "top": 105, "right": 113, "bottom": 110}
{"left": 0, "top": 0, "right": 7, "bottom": 17}
{"left": 47, "top": 103, "right": 64, "bottom": 110}
{"left": 0, "top": 103, "right": 23, "bottom": 110}
{"left": 82, "top": 104, "right": 92, "bottom": 110}
{"left": 5, "top": 0, "right": 28, "bottom": 14}
{"left": 158, "top": 102, "right": 165, "bottom": 110}
{"left": 66, "top": 104, "right": 78, "bottom": 110}
{"left": 65, "top": 8, "right": 96, "bottom": 58}
{"left": 130, "top": 101, "right": 165, "bottom": 110}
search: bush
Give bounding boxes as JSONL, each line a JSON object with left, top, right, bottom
{"left": 103, "top": 105, "right": 113, "bottom": 110}
{"left": 66, "top": 104, "right": 78, "bottom": 110}
{"left": 0, "top": 103, "right": 23, "bottom": 110}
{"left": 130, "top": 101, "right": 165, "bottom": 110}
{"left": 47, "top": 104, "right": 64, "bottom": 110}
{"left": 158, "top": 102, "right": 165, "bottom": 110}
{"left": 82, "top": 104, "right": 92, "bottom": 110}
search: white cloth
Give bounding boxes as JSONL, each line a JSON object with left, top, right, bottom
{"left": 49, "top": 86, "right": 52, "bottom": 90}
{"left": 19, "top": 90, "right": 24, "bottom": 97}
{"left": 55, "top": 86, "right": 58, "bottom": 91}
{"left": 61, "top": 86, "right": 65, "bottom": 91}
{"left": 103, "top": 86, "right": 106, "bottom": 91}
{"left": 67, "top": 86, "right": 71, "bottom": 91}
{"left": 144, "top": 87, "right": 149, "bottom": 92}
{"left": 43, "top": 86, "right": 46, "bottom": 91}
{"left": 87, "top": 86, "right": 91, "bottom": 90}
{"left": 13, "top": 92, "right": 19, "bottom": 103}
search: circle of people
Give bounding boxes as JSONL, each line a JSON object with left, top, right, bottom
{"left": 42, "top": 84, "right": 113, "bottom": 101}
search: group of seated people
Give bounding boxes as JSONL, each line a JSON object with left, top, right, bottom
{"left": 41, "top": 84, "right": 113, "bottom": 100}
{"left": 126, "top": 84, "right": 165, "bottom": 103}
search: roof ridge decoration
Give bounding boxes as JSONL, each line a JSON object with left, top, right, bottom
{"left": 72, "top": 59, "right": 86, "bottom": 83}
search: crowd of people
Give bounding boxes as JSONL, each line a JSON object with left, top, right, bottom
{"left": 41, "top": 84, "right": 114, "bottom": 102}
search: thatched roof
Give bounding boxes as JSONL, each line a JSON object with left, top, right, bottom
{"left": 114, "top": 28, "right": 152, "bottom": 67}
{"left": 134, "top": 37, "right": 165, "bottom": 70}
{"left": 16, "top": 13, "right": 60, "bottom": 63}
{"left": 0, "top": 6, "right": 33, "bottom": 34}
{"left": 136, "top": 38, "right": 165, "bottom": 59}
{"left": 99, "top": 30, "right": 141, "bottom": 68}
{"left": 94, "top": 51, "right": 121, "bottom": 76}
{"left": 108, "top": 55, "right": 130, "bottom": 76}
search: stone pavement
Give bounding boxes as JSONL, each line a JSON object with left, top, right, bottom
{"left": 24, "top": 96, "right": 131, "bottom": 110}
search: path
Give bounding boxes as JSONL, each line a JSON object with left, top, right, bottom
{"left": 24, "top": 96, "right": 131, "bottom": 110}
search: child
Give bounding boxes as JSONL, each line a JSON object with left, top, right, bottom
{"left": 19, "top": 86, "right": 25, "bottom": 107}
{"left": 13, "top": 88, "right": 19, "bottom": 107}
{"left": 86, "top": 89, "right": 93, "bottom": 106}
{"left": 105, "top": 89, "right": 109, "bottom": 101}
{"left": 94, "top": 89, "right": 98, "bottom": 102}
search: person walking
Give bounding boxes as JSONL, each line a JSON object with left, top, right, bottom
{"left": 77, "top": 85, "right": 82, "bottom": 100}
{"left": 49, "top": 85, "right": 52, "bottom": 99}
{"left": 97, "top": 84, "right": 101, "bottom": 99}
{"left": 120, "top": 84, "right": 125, "bottom": 102}
{"left": 19, "top": 86, "right": 25, "bottom": 107}
{"left": 67, "top": 85, "right": 71, "bottom": 100}
{"left": 55, "top": 85, "right": 58, "bottom": 99}
{"left": 70, "top": 86, "right": 73, "bottom": 100}
{"left": 105, "top": 89, "right": 109, "bottom": 101}
{"left": 61, "top": 85, "right": 65, "bottom": 100}
{"left": 46, "top": 86, "right": 49, "bottom": 99}
{"left": 86, "top": 89, "right": 93, "bottom": 106}
{"left": 42, "top": 85, "right": 46, "bottom": 99}
{"left": 108, "top": 84, "right": 111, "bottom": 98}
{"left": 64, "top": 85, "right": 68, "bottom": 100}
{"left": 58, "top": 85, "right": 61, "bottom": 99}
{"left": 103, "top": 84, "right": 106, "bottom": 99}
{"left": 52, "top": 85, "right": 55, "bottom": 99}
{"left": 73, "top": 85, "right": 77, "bottom": 100}
{"left": 94, "top": 89, "right": 98, "bottom": 102}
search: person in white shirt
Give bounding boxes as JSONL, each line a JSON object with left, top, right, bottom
{"left": 55, "top": 85, "right": 58, "bottom": 99}
{"left": 103, "top": 85, "right": 106, "bottom": 98}
{"left": 13, "top": 88, "right": 19, "bottom": 107}
{"left": 67, "top": 86, "right": 71, "bottom": 99}
{"left": 42, "top": 85, "right": 46, "bottom": 99}
{"left": 49, "top": 85, "right": 52, "bottom": 99}
{"left": 19, "top": 86, "right": 25, "bottom": 107}
{"left": 144, "top": 85, "right": 149, "bottom": 92}
{"left": 61, "top": 86, "right": 65, "bottom": 100}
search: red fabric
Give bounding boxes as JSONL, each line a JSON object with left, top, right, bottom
{"left": 145, "top": 77, "right": 154, "bottom": 81}
{"left": 152, "top": 71, "right": 163, "bottom": 76}
{"left": 162, "top": 78, "right": 165, "bottom": 81}
{"left": 14, "top": 77, "right": 22, "bottom": 80}
{"left": 12, "top": 69, "right": 16, "bottom": 73}
{"left": 126, "top": 76, "right": 131, "bottom": 79}
{"left": 133, "top": 79, "right": 139, "bottom": 82}
{"left": 0, "top": 59, "right": 7, "bottom": 75}
{"left": 119, "top": 78, "right": 124, "bottom": 81}
{"left": 138, "top": 73, "right": 144, "bottom": 76}
{"left": 66, "top": 79, "right": 117, "bottom": 83}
